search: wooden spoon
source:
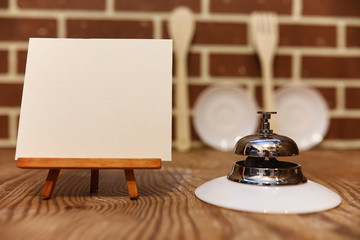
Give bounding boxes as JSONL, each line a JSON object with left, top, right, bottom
{"left": 168, "top": 7, "right": 195, "bottom": 152}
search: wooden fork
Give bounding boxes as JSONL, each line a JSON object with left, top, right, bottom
{"left": 251, "top": 12, "right": 279, "bottom": 130}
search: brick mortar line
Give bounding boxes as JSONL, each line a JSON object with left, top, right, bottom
{"left": 0, "top": 76, "right": 359, "bottom": 87}
{"left": 192, "top": 46, "right": 252, "bottom": 53}
{"left": 8, "top": 0, "right": 17, "bottom": 13}
{"left": 0, "top": 42, "right": 28, "bottom": 49}
{"left": 0, "top": 107, "right": 20, "bottom": 114}
{"left": 188, "top": 77, "right": 258, "bottom": 85}
{"left": 1, "top": 10, "right": 360, "bottom": 25}
{"left": 0, "top": 77, "right": 24, "bottom": 83}
{"left": 330, "top": 110, "right": 360, "bottom": 118}
{"left": 205, "top": 15, "right": 360, "bottom": 25}
{"left": 171, "top": 141, "right": 205, "bottom": 149}
{"left": 8, "top": 45, "right": 17, "bottom": 77}
{"left": 200, "top": 49, "right": 210, "bottom": 82}
{"left": 292, "top": 0, "right": 302, "bottom": 20}
{"left": 336, "top": 82, "right": 346, "bottom": 111}
{"left": 266, "top": 80, "right": 360, "bottom": 87}
{"left": 2, "top": 44, "right": 360, "bottom": 57}
{"left": 282, "top": 16, "right": 360, "bottom": 25}
{"left": 1, "top": 75, "right": 359, "bottom": 87}
{"left": 0, "top": 10, "right": 156, "bottom": 20}
{"left": 153, "top": 15, "right": 162, "bottom": 39}
{"left": 187, "top": 77, "right": 360, "bottom": 83}
{"left": 187, "top": 78, "right": 360, "bottom": 88}
{"left": 105, "top": 0, "right": 115, "bottom": 15}
{"left": 320, "top": 140, "right": 360, "bottom": 149}
{"left": 201, "top": 0, "right": 209, "bottom": 17}
{"left": 0, "top": 10, "right": 167, "bottom": 19}
{"left": 292, "top": 50, "right": 301, "bottom": 82}
{"left": 337, "top": 20, "right": 346, "bottom": 51}
{"left": 191, "top": 46, "right": 360, "bottom": 55}
{"left": 188, "top": 141, "right": 205, "bottom": 149}
{"left": 8, "top": 110, "right": 19, "bottom": 140}
{"left": 246, "top": 17, "right": 253, "bottom": 52}
{"left": 0, "top": 140, "right": 17, "bottom": 148}
{"left": 296, "top": 79, "right": 360, "bottom": 86}
{"left": 57, "top": 14, "right": 66, "bottom": 38}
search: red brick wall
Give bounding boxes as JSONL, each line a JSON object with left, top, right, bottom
{"left": 0, "top": 0, "right": 359, "bottom": 149}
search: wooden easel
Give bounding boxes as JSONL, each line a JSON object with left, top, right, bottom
{"left": 17, "top": 158, "right": 161, "bottom": 199}
{"left": 16, "top": 39, "right": 171, "bottom": 200}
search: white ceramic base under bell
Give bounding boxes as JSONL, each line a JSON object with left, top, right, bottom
{"left": 195, "top": 176, "right": 341, "bottom": 214}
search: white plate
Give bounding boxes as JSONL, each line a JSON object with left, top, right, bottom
{"left": 195, "top": 176, "right": 341, "bottom": 214}
{"left": 275, "top": 85, "right": 329, "bottom": 150}
{"left": 193, "top": 85, "right": 258, "bottom": 151}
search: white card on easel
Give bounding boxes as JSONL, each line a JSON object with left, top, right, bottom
{"left": 16, "top": 38, "right": 172, "bottom": 160}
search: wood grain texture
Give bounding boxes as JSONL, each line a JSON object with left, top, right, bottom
{"left": 0, "top": 149, "right": 359, "bottom": 240}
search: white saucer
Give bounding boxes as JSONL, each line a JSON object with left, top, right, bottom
{"left": 193, "top": 86, "right": 258, "bottom": 151}
{"left": 275, "top": 85, "right": 329, "bottom": 150}
{"left": 195, "top": 176, "right": 341, "bottom": 214}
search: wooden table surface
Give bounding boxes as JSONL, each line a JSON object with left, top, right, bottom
{"left": 0, "top": 149, "right": 359, "bottom": 240}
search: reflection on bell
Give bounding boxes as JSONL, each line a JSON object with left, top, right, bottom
{"left": 195, "top": 112, "right": 341, "bottom": 214}
{"left": 228, "top": 112, "right": 306, "bottom": 186}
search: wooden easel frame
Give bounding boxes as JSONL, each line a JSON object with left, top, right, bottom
{"left": 17, "top": 158, "right": 161, "bottom": 199}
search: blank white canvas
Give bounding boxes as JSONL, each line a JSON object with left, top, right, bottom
{"left": 15, "top": 38, "right": 172, "bottom": 160}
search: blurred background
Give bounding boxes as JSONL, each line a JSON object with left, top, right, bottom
{"left": 0, "top": 0, "right": 359, "bottom": 150}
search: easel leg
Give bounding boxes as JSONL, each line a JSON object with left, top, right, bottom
{"left": 90, "top": 169, "right": 99, "bottom": 192}
{"left": 124, "top": 169, "right": 138, "bottom": 200}
{"left": 41, "top": 169, "right": 60, "bottom": 199}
